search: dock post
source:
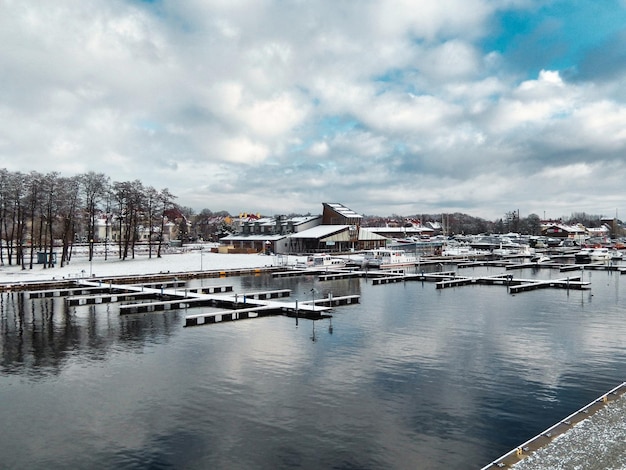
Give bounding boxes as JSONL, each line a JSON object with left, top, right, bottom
{"left": 295, "top": 299, "right": 299, "bottom": 326}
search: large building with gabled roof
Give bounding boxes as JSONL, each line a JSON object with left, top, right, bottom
{"left": 219, "top": 203, "right": 387, "bottom": 254}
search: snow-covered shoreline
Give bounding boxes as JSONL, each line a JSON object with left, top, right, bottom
{"left": 0, "top": 249, "right": 300, "bottom": 284}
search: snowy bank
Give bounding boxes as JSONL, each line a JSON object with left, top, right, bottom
{"left": 0, "top": 249, "right": 301, "bottom": 284}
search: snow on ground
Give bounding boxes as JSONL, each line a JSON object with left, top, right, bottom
{"left": 0, "top": 245, "right": 302, "bottom": 284}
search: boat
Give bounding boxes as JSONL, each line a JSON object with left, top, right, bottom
{"left": 530, "top": 254, "right": 551, "bottom": 263}
{"left": 492, "top": 243, "right": 533, "bottom": 257}
{"left": 362, "top": 248, "right": 417, "bottom": 268}
{"left": 574, "top": 248, "right": 593, "bottom": 263}
{"left": 589, "top": 247, "right": 611, "bottom": 262}
{"left": 575, "top": 247, "right": 612, "bottom": 263}
{"left": 442, "top": 245, "right": 489, "bottom": 257}
{"left": 299, "top": 254, "right": 347, "bottom": 269}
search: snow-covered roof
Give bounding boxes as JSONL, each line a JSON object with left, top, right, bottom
{"left": 360, "top": 226, "right": 432, "bottom": 236}
{"left": 358, "top": 229, "right": 388, "bottom": 241}
{"left": 287, "top": 215, "right": 321, "bottom": 225}
{"left": 324, "top": 203, "right": 362, "bottom": 219}
{"left": 541, "top": 223, "right": 587, "bottom": 233}
{"left": 288, "top": 225, "right": 350, "bottom": 239}
{"left": 220, "top": 234, "right": 286, "bottom": 242}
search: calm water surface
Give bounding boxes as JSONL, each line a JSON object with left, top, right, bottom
{"left": 1, "top": 264, "right": 626, "bottom": 469}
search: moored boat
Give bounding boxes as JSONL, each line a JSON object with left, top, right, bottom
{"left": 530, "top": 254, "right": 551, "bottom": 263}
{"left": 589, "top": 247, "right": 611, "bottom": 262}
{"left": 297, "top": 254, "right": 347, "bottom": 269}
{"left": 575, "top": 247, "right": 613, "bottom": 263}
{"left": 362, "top": 248, "right": 417, "bottom": 268}
{"left": 574, "top": 248, "right": 593, "bottom": 263}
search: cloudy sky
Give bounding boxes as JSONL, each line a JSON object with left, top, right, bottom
{"left": 2, "top": 0, "right": 626, "bottom": 220}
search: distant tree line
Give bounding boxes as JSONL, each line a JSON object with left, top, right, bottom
{"left": 0, "top": 169, "right": 176, "bottom": 269}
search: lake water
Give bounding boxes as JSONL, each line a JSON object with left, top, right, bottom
{"left": 2, "top": 263, "right": 626, "bottom": 469}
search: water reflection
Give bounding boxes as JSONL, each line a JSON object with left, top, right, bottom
{"left": 1, "top": 292, "right": 182, "bottom": 378}
{"left": 0, "top": 268, "right": 625, "bottom": 469}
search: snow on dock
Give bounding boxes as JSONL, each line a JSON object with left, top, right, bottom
{"left": 62, "top": 278, "right": 358, "bottom": 325}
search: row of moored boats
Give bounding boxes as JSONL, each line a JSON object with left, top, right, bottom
{"left": 298, "top": 244, "right": 623, "bottom": 270}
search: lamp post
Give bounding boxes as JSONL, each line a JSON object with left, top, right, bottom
{"left": 310, "top": 287, "right": 318, "bottom": 311}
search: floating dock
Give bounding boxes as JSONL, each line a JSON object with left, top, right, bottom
{"left": 55, "top": 278, "right": 360, "bottom": 326}
{"left": 183, "top": 294, "right": 360, "bottom": 327}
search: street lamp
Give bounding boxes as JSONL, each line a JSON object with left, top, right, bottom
{"left": 310, "top": 287, "right": 318, "bottom": 311}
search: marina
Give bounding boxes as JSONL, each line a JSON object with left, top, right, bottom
{"left": 45, "top": 277, "right": 360, "bottom": 321}
{"left": 5, "top": 1, "right": 626, "bottom": 467}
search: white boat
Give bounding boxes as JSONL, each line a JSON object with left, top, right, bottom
{"left": 575, "top": 247, "right": 612, "bottom": 262}
{"left": 611, "top": 250, "right": 624, "bottom": 260}
{"left": 362, "top": 248, "right": 417, "bottom": 268}
{"left": 574, "top": 248, "right": 593, "bottom": 263}
{"left": 492, "top": 243, "right": 533, "bottom": 257}
{"left": 589, "top": 247, "right": 611, "bottom": 262}
{"left": 442, "top": 243, "right": 489, "bottom": 257}
{"left": 300, "top": 254, "right": 347, "bottom": 269}
{"left": 530, "top": 254, "right": 551, "bottom": 263}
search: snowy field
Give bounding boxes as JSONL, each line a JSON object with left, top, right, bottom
{"left": 0, "top": 245, "right": 302, "bottom": 284}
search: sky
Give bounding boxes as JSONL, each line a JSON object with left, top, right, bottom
{"left": 2, "top": 0, "right": 626, "bottom": 221}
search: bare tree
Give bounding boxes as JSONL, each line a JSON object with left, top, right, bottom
{"left": 81, "top": 172, "right": 110, "bottom": 261}
{"left": 144, "top": 186, "right": 158, "bottom": 258}
{"left": 157, "top": 188, "right": 176, "bottom": 258}
{"left": 25, "top": 171, "right": 44, "bottom": 269}
{"left": 0, "top": 169, "right": 8, "bottom": 266}
{"left": 57, "top": 176, "right": 82, "bottom": 267}
{"left": 128, "top": 180, "right": 145, "bottom": 259}
{"left": 0, "top": 172, "right": 28, "bottom": 267}
{"left": 112, "top": 180, "right": 145, "bottom": 260}
{"left": 41, "top": 172, "right": 60, "bottom": 268}
{"left": 112, "top": 181, "right": 131, "bottom": 260}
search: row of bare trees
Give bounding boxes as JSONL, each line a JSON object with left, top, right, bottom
{"left": 0, "top": 169, "right": 177, "bottom": 269}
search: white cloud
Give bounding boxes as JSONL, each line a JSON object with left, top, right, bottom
{"left": 1, "top": 0, "right": 626, "bottom": 219}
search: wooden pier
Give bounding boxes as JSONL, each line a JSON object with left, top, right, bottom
{"left": 56, "top": 278, "right": 359, "bottom": 326}
{"left": 364, "top": 269, "right": 591, "bottom": 294}
{"left": 183, "top": 293, "right": 360, "bottom": 327}
{"left": 27, "top": 280, "right": 186, "bottom": 299}
{"left": 509, "top": 276, "right": 589, "bottom": 294}
{"left": 318, "top": 271, "right": 365, "bottom": 281}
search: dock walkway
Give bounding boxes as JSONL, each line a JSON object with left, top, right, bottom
{"left": 68, "top": 279, "right": 359, "bottom": 327}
